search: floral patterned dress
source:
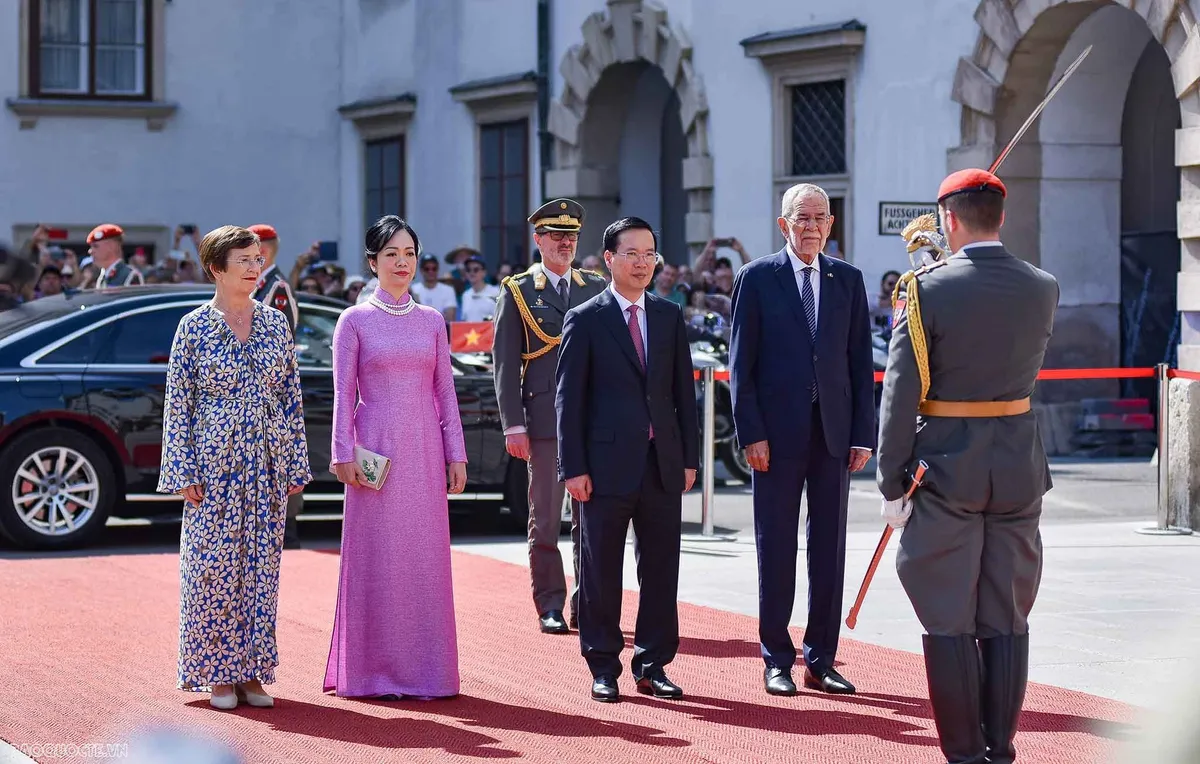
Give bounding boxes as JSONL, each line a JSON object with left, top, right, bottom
{"left": 158, "top": 302, "right": 312, "bottom": 691}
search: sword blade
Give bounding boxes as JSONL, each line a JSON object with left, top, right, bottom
{"left": 989, "top": 44, "right": 1093, "bottom": 174}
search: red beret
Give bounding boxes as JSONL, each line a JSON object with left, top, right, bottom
{"left": 937, "top": 169, "right": 1007, "bottom": 203}
{"left": 248, "top": 224, "right": 278, "bottom": 241}
{"left": 87, "top": 223, "right": 124, "bottom": 244}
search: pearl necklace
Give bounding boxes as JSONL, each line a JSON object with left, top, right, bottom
{"left": 369, "top": 292, "right": 417, "bottom": 316}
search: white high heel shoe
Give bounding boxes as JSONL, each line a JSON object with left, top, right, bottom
{"left": 209, "top": 689, "right": 238, "bottom": 711}
{"left": 235, "top": 684, "right": 275, "bottom": 708}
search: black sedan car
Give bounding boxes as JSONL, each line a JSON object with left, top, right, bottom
{"left": 0, "top": 285, "right": 529, "bottom": 550}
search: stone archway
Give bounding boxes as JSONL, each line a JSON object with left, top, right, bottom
{"left": 545, "top": 0, "right": 713, "bottom": 258}
{"left": 949, "top": 0, "right": 1200, "bottom": 520}
{"left": 949, "top": 0, "right": 1199, "bottom": 367}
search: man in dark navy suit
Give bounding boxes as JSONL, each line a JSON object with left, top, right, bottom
{"left": 730, "top": 183, "right": 876, "bottom": 697}
{"left": 555, "top": 216, "right": 700, "bottom": 703}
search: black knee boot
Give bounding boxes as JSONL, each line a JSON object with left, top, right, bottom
{"left": 979, "top": 634, "right": 1029, "bottom": 764}
{"left": 922, "top": 635, "right": 987, "bottom": 764}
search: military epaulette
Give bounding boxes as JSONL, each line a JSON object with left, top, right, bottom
{"left": 912, "top": 258, "right": 951, "bottom": 279}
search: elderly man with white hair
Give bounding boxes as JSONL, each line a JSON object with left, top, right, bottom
{"left": 729, "top": 182, "right": 876, "bottom": 699}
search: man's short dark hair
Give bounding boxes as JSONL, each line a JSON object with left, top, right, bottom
{"left": 602, "top": 217, "right": 658, "bottom": 254}
{"left": 941, "top": 190, "right": 1004, "bottom": 232}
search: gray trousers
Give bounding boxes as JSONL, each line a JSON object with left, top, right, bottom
{"left": 528, "top": 437, "right": 580, "bottom": 616}
{"left": 897, "top": 490, "right": 1043, "bottom": 638}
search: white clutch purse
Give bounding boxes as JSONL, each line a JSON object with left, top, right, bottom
{"left": 353, "top": 445, "right": 391, "bottom": 490}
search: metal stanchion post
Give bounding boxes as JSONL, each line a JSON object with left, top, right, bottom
{"left": 680, "top": 367, "right": 736, "bottom": 545}
{"left": 701, "top": 367, "right": 716, "bottom": 537}
{"left": 1138, "top": 363, "right": 1192, "bottom": 536}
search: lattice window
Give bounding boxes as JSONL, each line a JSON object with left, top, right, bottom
{"left": 790, "top": 80, "right": 846, "bottom": 176}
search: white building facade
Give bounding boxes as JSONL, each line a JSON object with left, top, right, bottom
{"left": 5, "top": 0, "right": 1200, "bottom": 513}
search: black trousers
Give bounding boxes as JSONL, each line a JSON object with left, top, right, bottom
{"left": 753, "top": 402, "right": 850, "bottom": 674}
{"left": 578, "top": 443, "right": 681, "bottom": 679}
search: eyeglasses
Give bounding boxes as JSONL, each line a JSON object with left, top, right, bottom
{"left": 787, "top": 215, "right": 830, "bottom": 229}
{"left": 613, "top": 251, "right": 659, "bottom": 263}
{"left": 546, "top": 232, "right": 579, "bottom": 242}
{"left": 231, "top": 256, "right": 266, "bottom": 268}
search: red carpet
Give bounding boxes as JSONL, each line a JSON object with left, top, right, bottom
{"left": 0, "top": 547, "right": 1134, "bottom": 763}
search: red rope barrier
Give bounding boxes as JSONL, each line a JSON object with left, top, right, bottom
{"left": 1169, "top": 369, "right": 1200, "bottom": 382}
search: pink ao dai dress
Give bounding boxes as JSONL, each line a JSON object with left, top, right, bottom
{"left": 323, "top": 287, "right": 468, "bottom": 698}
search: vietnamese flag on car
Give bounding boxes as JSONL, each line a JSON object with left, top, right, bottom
{"left": 450, "top": 321, "right": 495, "bottom": 353}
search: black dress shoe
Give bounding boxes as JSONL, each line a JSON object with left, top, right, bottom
{"left": 636, "top": 670, "right": 683, "bottom": 699}
{"left": 804, "top": 666, "right": 856, "bottom": 694}
{"left": 764, "top": 666, "right": 798, "bottom": 696}
{"left": 569, "top": 612, "right": 578, "bottom": 630}
{"left": 538, "top": 610, "right": 569, "bottom": 634}
{"left": 591, "top": 675, "right": 619, "bottom": 703}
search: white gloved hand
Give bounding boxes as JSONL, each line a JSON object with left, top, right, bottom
{"left": 881, "top": 496, "right": 913, "bottom": 529}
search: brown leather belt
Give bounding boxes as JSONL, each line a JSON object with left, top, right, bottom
{"left": 918, "top": 397, "right": 1031, "bottom": 417}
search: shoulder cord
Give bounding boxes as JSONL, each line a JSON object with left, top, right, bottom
{"left": 892, "top": 272, "right": 931, "bottom": 404}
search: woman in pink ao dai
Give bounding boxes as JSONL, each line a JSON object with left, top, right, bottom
{"left": 324, "top": 216, "right": 468, "bottom": 699}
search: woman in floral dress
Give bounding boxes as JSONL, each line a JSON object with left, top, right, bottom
{"left": 324, "top": 215, "right": 467, "bottom": 699}
{"left": 158, "top": 225, "right": 312, "bottom": 710}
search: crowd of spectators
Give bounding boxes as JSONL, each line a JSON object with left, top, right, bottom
{"left": 1, "top": 227, "right": 895, "bottom": 343}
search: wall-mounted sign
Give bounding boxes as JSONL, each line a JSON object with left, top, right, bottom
{"left": 878, "top": 202, "right": 938, "bottom": 236}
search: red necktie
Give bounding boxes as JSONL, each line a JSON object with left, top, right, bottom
{"left": 627, "top": 305, "right": 652, "bottom": 439}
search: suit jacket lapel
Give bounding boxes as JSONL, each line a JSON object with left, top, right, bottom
{"left": 773, "top": 249, "right": 813, "bottom": 347}
{"left": 599, "top": 290, "right": 645, "bottom": 374}
{"left": 645, "top": 295, "right": 672, "bottom": 380}
{"left": 815, "top": 253, "right": 840, "bottom": 350}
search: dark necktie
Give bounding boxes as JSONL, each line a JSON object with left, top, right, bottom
{"left": 800, "top": 266, "right": 818, "bottom": 401}
{"left": 557, "top": 278, "right": 568, "bottom": 306}
{"left": 627, "top": 305, "right": 652, "bottom": 439}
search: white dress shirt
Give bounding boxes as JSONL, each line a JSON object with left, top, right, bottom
{"left": 785, "top": 245, "right": 871, "bottom": 456}
{"left": 786, "top": 244, "right": 821, "bottom": 325}
{"left": 610, "top": 284, "right": 648, "bottom": 353}
{"left": 958, "top": 240, "right": 1004, "bottom": 255}
{"left": 543, "top": 266, "right": 570, "bottom": 300}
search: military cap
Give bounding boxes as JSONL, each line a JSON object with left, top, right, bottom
{"left": 248, "top": 224, "right": 278, "bottom": 241}
{"left": 937, "top": 169, "right": 1007, "bottom": 203}
{"left": 529, "top": 198, "right": 584, "bottom": 232}
{"left": 87, "top": 223, "right": 124, "bottom": 244}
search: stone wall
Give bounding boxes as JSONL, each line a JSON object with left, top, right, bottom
{"left": 1167, "top": 377, "right": 1200, "bottom": 529}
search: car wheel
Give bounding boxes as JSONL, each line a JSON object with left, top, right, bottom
{"left": 505, "top": 458, "right": 530, "bottom": 531}
{"left": 0, "top": 427, "right": 117, "bottom": 551}
{"left": 720, "top": 442, "right": 753, "bottom": 484}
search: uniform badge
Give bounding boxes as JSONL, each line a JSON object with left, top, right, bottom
{"left": 273, "top": 293, "right": 289, "bottom": 311}
{"left": 892, "top": 298, "right": 906, "bottom": 327}
{"left": 535, "top": 297, "right": 544, "bottom": 306}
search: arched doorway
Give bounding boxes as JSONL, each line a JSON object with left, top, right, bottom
{"left": 546, "top": 0, "right": 712, "bottom": 262}
{"left": 950, "top": 0, "right": 1188, "bottom": 392}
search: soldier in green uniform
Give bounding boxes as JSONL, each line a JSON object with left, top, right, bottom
{"left": 493, "top": 198, "right": 608, "bottom": 634}
{"left": 88, "top": 224, "right": 144, "bottom": 288}
{"left": 876, "top": 169, "right": 1060, "bottom": 764}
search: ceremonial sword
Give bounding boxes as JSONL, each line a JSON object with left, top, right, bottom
{"left": 845, "top": 460, "right": 928, "bottom": 631}
{"left": 989, "top": 45, "right": 1093, "bottom": 174}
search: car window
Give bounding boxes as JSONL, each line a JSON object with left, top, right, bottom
{"left": 296, "top": 307, "right": 339, "bottom": 368}
{"left": 94, "top": 305, "right": 195, "bottom": 365}
{"left": 39, "top": 324, "right": 115, "bottom": 365}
